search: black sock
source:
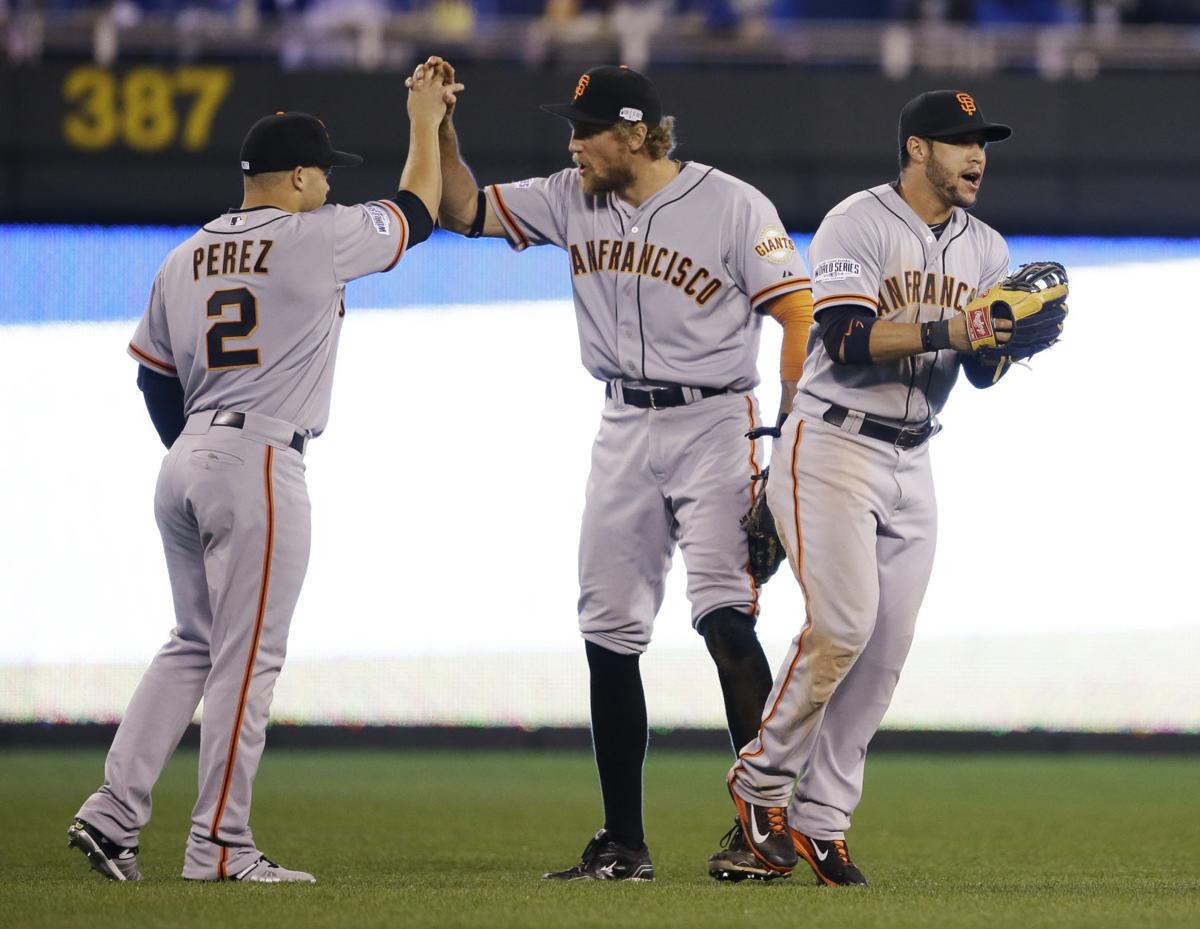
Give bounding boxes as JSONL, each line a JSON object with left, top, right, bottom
{"left": 700, "top": 608, "right": 774, "bottom": 754}
{"left": 585, "top": 640, "right": 648, "bottom": 849}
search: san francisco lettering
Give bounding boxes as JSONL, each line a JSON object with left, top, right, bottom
{"left": 878, "top": 270, "right": 977, "bottom": 314}
{"left": 569, "top": 238, "right": 724, "bottom": 307}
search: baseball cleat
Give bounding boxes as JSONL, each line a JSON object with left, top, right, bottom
{"left": 708, "top": 820, "right": 791, "bottom": 882}
{"left": 229, "top": 855, "right": 316, "bottom": 883}
{"left": 67, "top": 819, "right": 142, "bottom": 881}
{"left": 728, "top": 788, "right": 796, "bottom": 874}
{"left": 790, "top": 829, "right": 869, "bottom": 886}
{"left": 541, "top": 829, "right": 654, "bottom": 881}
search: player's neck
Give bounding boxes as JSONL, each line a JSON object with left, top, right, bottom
{"left": 618, "top": 158, "right": 681, "bottom": 208}
{"left": 240, "top": 193, "right": 300, "bottom": 212}
{"left": 895, "top": 175, "right": 953, "bottom": 227}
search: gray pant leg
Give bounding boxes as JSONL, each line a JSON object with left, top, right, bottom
{"left": 729, "top": 421, "right": 886, "bottom": 805}
{"left": 77, "top": 452, "right": 213, "bottom": 846}
{"left": 177, "top": 437, "right": 311, "bottom": 880}
{"left": 578, "top": 404, "right": 674, "bottom": 655}
{"left": 791, "top": 447, "right": 937, "bottom": 838}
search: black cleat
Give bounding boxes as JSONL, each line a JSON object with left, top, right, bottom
{"left": 790, "top": 830, "right": 869, "bottom": 886}
{"left": 67, "top": 819, "right": 142, "bottom": 881}
{"left": 728, "top": 788, "right": 796, "bottom": 875}
{"left": 541, "top": 829, "right": 654, "bottom": 881}
{"left": 708, "top": 820, "right": 792, "bottom": 882}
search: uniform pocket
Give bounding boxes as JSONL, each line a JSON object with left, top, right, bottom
{"left": 190, "top": 448, "right": 245, "bottom": 471}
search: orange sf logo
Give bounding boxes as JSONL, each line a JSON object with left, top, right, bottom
{"left": 574, "top": 74, "right": 591, "bottom": 100}
{"left": 956, "top": 92, "right": 977, "bottom": 116}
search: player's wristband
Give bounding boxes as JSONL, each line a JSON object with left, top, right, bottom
{"left": 467, "top": 189, "right": 486, "bottom": 238}
{"left": 920, "top": 320, "right": 953, "bottom": 353}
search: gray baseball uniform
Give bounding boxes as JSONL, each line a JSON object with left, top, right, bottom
{"left": 77, "top": 199, "right": 413, "bottom": 880}
{"left": 487, "top": 161, "right": 811, "bottom": 652}
{"left": 730, "top": 182, "right": 1008, "bottom": 837}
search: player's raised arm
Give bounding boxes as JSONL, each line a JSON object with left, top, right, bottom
{"left": 400, "top": 62, "right": 462, "bottom": 223}
{"left": 410, "top": 56, "right": 503, "bottom": 238}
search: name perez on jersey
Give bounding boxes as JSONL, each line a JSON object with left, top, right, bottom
{"left": 877, "top": 270, "right": 979, "bottom": 316}
{"left": 192, "top": 239, "right": 274, "bottom": 280}
{"left": 568, "top": 238, "right": 724, "bottom": 307}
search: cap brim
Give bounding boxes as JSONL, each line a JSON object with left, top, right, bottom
{"left": 328, "top": 149, "right": 364, "bottom": 168}
{"left": 539, "top": 103, "right": 615, "bottom": 126}
{"left": 927, "top": 123, "right": 1012, "bottom": 143}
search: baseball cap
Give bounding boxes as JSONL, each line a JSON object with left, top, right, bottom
{"left": 239, "top": 111, "right": 364, "bottom": 176}
{"left": 898, "top": 90, "right": 1012, "bottom": 150}
{"left": 541, "top": 65, "right": 662, "bottom": 127}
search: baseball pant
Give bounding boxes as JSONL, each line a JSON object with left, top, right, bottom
{"left": 78, "top": 412, "right": 311, "bottom": 879}
{"left": 577, "top": 390, "right": 763, "bottom": 655}
{"left": 728, "top": 405, "right": 936, "bottom": 838}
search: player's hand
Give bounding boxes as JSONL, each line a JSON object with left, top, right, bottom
{"left": 406, "top": 62, "right": 463, "bottom": 127}
{"left": 950, "top": 313, "right": 1012, "bottom": 352}
{"left": 405, "top": 56, "right": 463, "bottom": 126}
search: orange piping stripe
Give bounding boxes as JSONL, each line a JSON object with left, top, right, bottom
{"left": 218, "top": 846, "right": 228, "bottom": 881}
{"left": 377, "top": 200, "right": 409, "bottom": 271}
{"left": 209, "top": 445, "right": 275, "bottom": 863}
{"left": 743, "top": 395, "right": 761, "bottom": 612}
{"left": 814, "top": 293, "right": 878, "bottom": 310}
{"left": 732, "top": 420, "right": 812, "bottom": 776}
{"left": 129, "top": 342, "right": 176, "bottom": 374}
{"left": 489, "top": 185, "right": 528, "bottom": 249}
{"left": 752, "top": 278, "right": 812, "bottom": 305}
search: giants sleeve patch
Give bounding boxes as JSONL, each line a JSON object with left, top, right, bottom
{"left": 753, "top": 224, "right": 797, "bottom": 265}
{"left": 813, "top": 258, "right": 862, "bottom": 282}
{"left": 365, "top": 203, "right": 392, "bottom": 235}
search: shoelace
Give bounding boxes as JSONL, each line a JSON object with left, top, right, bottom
{"left": 831, "top": 839, "right": 852, "bottom": 865}
{"left": 718, "top": 822, "right": 740, "bottom": 849}
{"left": 765, "top": 807, "right": 787, "bottom": 836}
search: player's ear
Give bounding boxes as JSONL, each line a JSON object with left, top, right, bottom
{"left": 908, "top": 137, "right": 928, "bottom": 164}
{"left": 626, "top": 122, "right": 649, "bottom": 153}
{"left": 290, "top": 166, "right": 306, "bottom": 192}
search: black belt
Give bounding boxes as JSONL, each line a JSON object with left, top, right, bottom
{"left": 212, "top": 411, "right": 306, "bottom": 454}
{"left": 822, "top": 404, "right": 935, "bottom": 449}
{"left": 607, "top": 382, "right": 727, "bottom": 410}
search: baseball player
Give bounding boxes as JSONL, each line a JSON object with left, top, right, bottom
{"left": 708, "top": 90, "right": 1023, "bottom": 885}
{"left": 417, "top": 58, "right": 814, "bottom": 880}
{"left": 66, "top": 68, "right": 460, "bottom": 883}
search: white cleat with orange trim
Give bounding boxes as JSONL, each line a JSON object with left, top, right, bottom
{"left": 230, "top": 855, "right": 316, "bottom": 883}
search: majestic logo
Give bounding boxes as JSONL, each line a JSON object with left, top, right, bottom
{"left": 956, "top": 92, "right": 977, "bottom": 116}
{"left": 574, "top": 74, "right": 591, "bottom": 100}
{"left": 813, "top": 258, "right": 862, "bottom": 282}
{"left": 753, "top": 224, "right": 797, "bottom": 265}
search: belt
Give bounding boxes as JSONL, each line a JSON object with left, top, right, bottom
{"left": 606, "top": 382, "right": 727, "bottom": 410}
{"left": 212, "top": 411, "right": 306, "bottom": 454}
{"left": 822, "top": 404, "right": 935, "bottom": 449}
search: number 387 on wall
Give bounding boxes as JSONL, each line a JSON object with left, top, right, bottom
{"left": 63, "top": 66, "right": 232, "bottom": 152}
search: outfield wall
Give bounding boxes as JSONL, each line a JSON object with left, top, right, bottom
{"left": 1, "top": 227, "right": 1197, "bottom": 733}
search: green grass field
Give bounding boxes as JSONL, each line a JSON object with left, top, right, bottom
{"left": 4, "top": 748, "right": 1198, "bottom": 929}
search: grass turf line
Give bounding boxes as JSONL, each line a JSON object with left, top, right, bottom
{"left": 4, "top": 748, "right": 1198, "bottom": 929}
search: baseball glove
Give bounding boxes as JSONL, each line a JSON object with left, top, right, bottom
{"left": 741, "top": 468, "right": 787, "bottom": 587}
{"left": 963, "top": 261, "right": 1069, "bottom": 365}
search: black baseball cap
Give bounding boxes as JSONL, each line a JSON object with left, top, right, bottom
{"left": 541, "top": 65, "right": 662, "bottom": 127}
{"left": 898, "top": 91, "right": 1012, "bottom": 151}
{"left": 239, "top": 111, "right": 364, "bottom": 175}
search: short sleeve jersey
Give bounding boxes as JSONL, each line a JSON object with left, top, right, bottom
{"left": 129, "top": 200, "right": 411, "bottom": 436}
{"left": 486, "top": 162, "right": 811, "bottom": 390}
{"left": 797, "top": 183, "right": 1010, "bottom": 423}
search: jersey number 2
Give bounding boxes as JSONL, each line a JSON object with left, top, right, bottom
{"left": 206, "top": 287, "right": 260, "bottom": 370}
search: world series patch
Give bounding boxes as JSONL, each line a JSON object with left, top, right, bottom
{"left": 365, "top": 203, "right": 391, "bottom": 236}
{"left": 813, "top": 258, "right": 862, "bottom": 282}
